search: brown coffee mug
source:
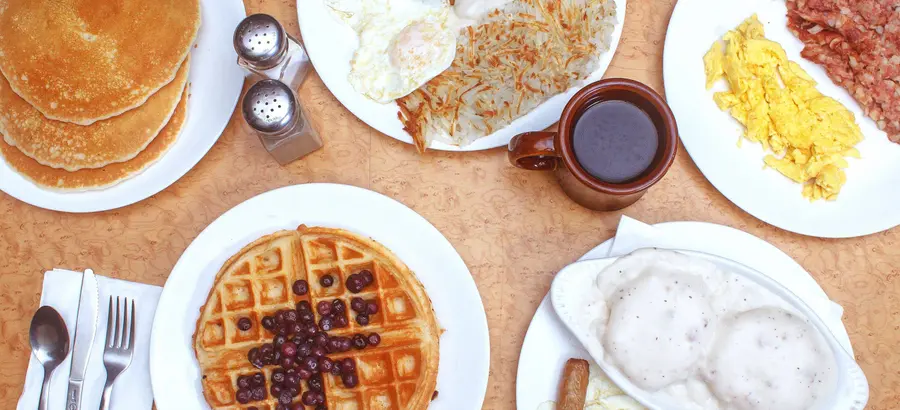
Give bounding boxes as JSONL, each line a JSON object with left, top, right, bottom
{"left": 508, "top": 78, "right": 678, "bottom": 211}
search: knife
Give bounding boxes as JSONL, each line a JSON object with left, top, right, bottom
{"left": 66, "top": 269, "right": 99, "bottom": 410}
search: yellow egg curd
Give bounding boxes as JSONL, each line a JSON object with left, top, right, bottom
{"left": 703, "top": 15, "right": 863, "bottom": 201}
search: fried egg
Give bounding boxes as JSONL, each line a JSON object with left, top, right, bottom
{"left": 324, "top": 0, "right": 385, "bottom": 32}
{"left": 344, "top": 2, "right": 458, "bottom": 103}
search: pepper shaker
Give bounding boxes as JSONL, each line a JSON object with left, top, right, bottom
{"left": 243, "top": 79, "right": 322, "bottom": 165}
{"left": 234, "top": 14, "right": 311, "bottom": 91}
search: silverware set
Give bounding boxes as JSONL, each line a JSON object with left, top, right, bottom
{"left": 28, "top": 270, "right": 136, "bottom": 410}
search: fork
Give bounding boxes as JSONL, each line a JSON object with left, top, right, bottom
{"left": 98, "top": 297, "right": 136, "bottom": 410}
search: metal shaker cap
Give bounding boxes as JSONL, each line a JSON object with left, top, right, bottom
{"left": 243, "top": 79, "right": 297, "bottom": 134}
{"left": 234, "top": 14, "right": 288, "bottom": 70}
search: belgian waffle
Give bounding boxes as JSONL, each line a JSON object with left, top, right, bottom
{"left": 193, "top": 226, "right": 440, "bottom": 410}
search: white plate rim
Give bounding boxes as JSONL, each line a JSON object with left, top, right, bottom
{"left": 0, "top": 0, "right": 247, "bottom": 213}
{"left": 514, "top": 220, "right": 855, "bottom": 409}
{"left": 662, "top": 0, "right": 900, "bottom": 238}
{"left": 149, "top": 183, "right": 490, "bottom": 410}
{"left": 296, "top": 0, "right": 627, "bottom": 151}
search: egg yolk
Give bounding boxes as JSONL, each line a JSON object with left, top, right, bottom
{"left": 389, "top": 21, "right": 452, "bottom": 74}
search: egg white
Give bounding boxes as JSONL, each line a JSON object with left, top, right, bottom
{"left": 345, "top": 0, "right": 458, "bottom": 103}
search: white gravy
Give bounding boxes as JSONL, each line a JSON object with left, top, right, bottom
{"left": 589, "top": 249, "right": 837, "bottom": 410}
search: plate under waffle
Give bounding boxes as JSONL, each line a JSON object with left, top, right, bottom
{"left": 194, "top": 227, "right": 440, "bottom": 409}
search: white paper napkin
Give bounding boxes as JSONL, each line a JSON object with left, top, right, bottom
{"left": 17, "top": 269, "right": 162, "bottom": 410}
{"left": 605, "top": 216, "right": 846, "bottom": 326}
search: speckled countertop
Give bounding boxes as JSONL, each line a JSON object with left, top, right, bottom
{"left": 1, "top": 0, "right": 898, "bottom": 408}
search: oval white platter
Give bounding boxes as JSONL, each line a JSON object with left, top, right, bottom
{"left": 551, "top": 249, "right": 868, "bottom": 410}
{"left": 296, "top": 0, "right": 627, "bottom": 151}
{"left": 515, "top": 221, "right": 856, "bottom": 409}
{"left": 0, "top": 0, "right": 247, "bottom": 213}
{"left": 149, "top": 183, "right": 490, "bottom": 410}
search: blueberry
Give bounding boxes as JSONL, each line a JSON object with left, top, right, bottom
{"left": 273, "top": 335, "right": 287, "bottom": 348}
{"left": 308, "top": 374, "right": 323, "bottom": 392}
{"left": 271, "top": 369, "right": 286, "bottom": 385}
{"left": 261, "top": 316, "right": 276, "bottom": 330}
{"left": 366, "top": 301, "right": 379, "bottom": 315}
{"left": 292, "top": 280, "right": 309, "bottom": 295}
{"left": 318, "top": 357, "right": 334, "bottom": 373}
{"left": 237, "top": 375, "right": 251, "bottom": 390}
{"left": 278, "top": 389, "right": 293, "bottom": 405}
{"left": 297, "top": 343, "right": 312, "bottom": 357}
{"left": 299, "top": 310, "right": 315, "bottom": 323}
{"left": 332, "top": 299, "right": 346, "bottom": 314}
{"left": 317, "top": 301, "right": 332, "bottom": 316}
{"left": 341, "top": 373, "right": 359, "bottom": 388}
{"left": 235, "top": 389, "right": 251, "bottom": 404}
{"left": 319, "top": 316, "right": 334, "bottom": 331}
{"left": 350, "top": 297, "right": 366, "bottom": 313}
{"left": 237, "top": 317, "right": 252, "bottom": 331}
{"left": 352, "top": 334, "right": 367, "bottom": 350}
{"left": 341, "top": 358, "right": 355, "bottom": 373}
{"left": 359, "top": 269, "right": 374, "bottom": 284}
{"left": 302, "top": 391, "right": 317, "bottom": 406}
{"left": 283, "top": 310, "right": 299, "bottom": 323}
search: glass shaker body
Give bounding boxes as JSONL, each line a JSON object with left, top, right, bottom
{"left": 234, "top": 14, "right": 312, "bottom": 91}
{"left": 238, "top": 34, "right": 310, "bottom": 92}
{"left": 235, "top": 15, "right": 321, "bottom": 165}
{"left": 242, "top": 79, "right": 322, "bottom": 165}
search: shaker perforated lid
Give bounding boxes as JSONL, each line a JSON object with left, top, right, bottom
{"left": 234, "top": 14, "right": 288, "bottom": 70}
{"left": 242, "top": 79, "right": 297, "bottom": 134}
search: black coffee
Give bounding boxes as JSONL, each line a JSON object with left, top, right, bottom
{"left": 572, "top": 100, "right": 659, "bottom": 184}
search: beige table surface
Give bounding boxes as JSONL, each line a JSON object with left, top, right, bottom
{"left": 2, "top": 0, "right": 898, "bottom": 408}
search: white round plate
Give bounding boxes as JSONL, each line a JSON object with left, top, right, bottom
{"left": 0, "top": 0, "right": 247, "bottom": 213}
{"left": 515, "top": 221, "right": 854, "bottom": 409}
{"left": 296, "top": 0, "right": 626, "bottom": 151}
{"left": 663, "top": 0, "right": 900, "bottom": 238}
{"left": 150, "top": 183, "right": 490, "bottom": 410}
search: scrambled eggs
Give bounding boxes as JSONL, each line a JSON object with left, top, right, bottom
{"left": 703, "top": 15, "right": 863, "bottom": 201}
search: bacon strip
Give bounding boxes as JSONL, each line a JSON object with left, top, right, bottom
{"left": 786, "top": 0, "right": 900, "bottom": 143}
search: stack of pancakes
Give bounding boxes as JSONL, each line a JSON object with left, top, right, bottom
{"left": 0, "top": 0, "right": 201, "bottom": 190}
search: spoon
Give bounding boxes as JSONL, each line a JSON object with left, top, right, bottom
{"left": 29, "top": 306, "right": 70, "bottom": 410}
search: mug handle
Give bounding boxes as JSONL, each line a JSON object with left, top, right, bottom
{"left": 508, "top": 131, "right": 559, "bottom": 171}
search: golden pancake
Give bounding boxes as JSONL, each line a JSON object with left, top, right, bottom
{"left": 0, "top": 0, "right": 200, "bottom": 125}
{"left": 0, "top": 87, "right": 188, "bottom": 191}
{"left": 0, "top": 56, "right": 190, "bottom": 171}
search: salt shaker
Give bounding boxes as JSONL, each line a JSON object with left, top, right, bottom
{"left": 234, "top": 14, "right": 311, "bottom": 91}
{"left": 243, "top": 79, "right": 322, "bottom": 165}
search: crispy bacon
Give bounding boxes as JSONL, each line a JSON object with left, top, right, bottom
{"left": 786, "top": 0, "right": 900, "bottom": 142}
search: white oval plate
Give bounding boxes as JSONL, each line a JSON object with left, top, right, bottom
{"left": 149, "top": 183, "right": 490, "bottom": 410}
{"left": 296, "top": 0, "right": 626, "bottom": 151}
{"left": 0, "top": 0, "right": 247, "bottom": 213}
{"left": 551, "top": 249, "right": 868, "bottom": 410}
{"left": 515, "top": 221, "right": 855, "bottom": 409}
{"left": 663, "top": 0, "right": 900, "bottom": 238}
